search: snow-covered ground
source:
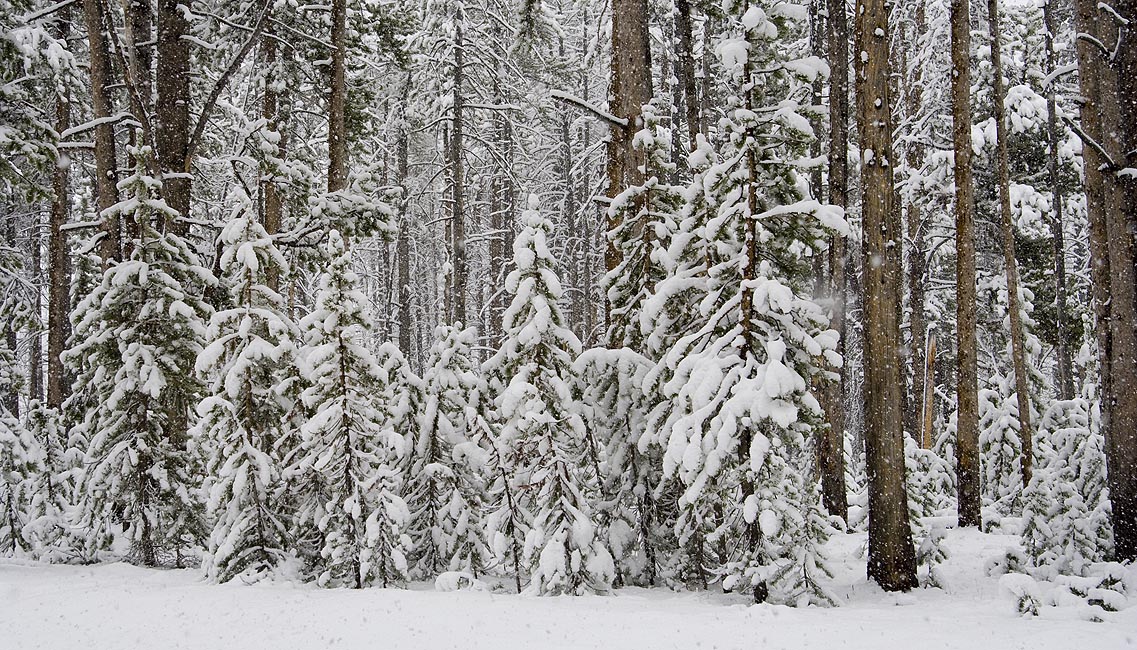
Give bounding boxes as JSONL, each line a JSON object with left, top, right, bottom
{"left": 3, "top": 529, "right": 1133, "bottom": 650}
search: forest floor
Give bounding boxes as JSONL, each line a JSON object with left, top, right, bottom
{"left": 2, "top": 528, "right": 1133, "bottom": 649}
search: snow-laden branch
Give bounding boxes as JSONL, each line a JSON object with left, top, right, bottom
{"left": 60, "top": 113, "right": 134, "bottom": 139}
{"left": 21, "top": 0, "right": 76, "bottom": 22}
{"left": 550, "top": 90, "right": 628, "bottom": 128}
{"left": 185, "top": 0, "right": 274, "bottom": 166}
{"left": 1041, "top": 63, "right": 1078, "bottom": 89}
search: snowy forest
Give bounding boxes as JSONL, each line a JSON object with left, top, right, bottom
{"left": 2, "top": 0, "right": 1137, "bottom": 641}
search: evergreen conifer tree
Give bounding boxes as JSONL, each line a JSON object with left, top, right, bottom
{"left": 197, "top": 191, "right": 299, "bottom": 583}
{"left": 65, "top": 148, "right": 212, "bottom": 566}
{"left": 291, "top": 231, "right": 410, "bottom": 588}
{"left": 406, "top": 325, "right": 492, "bottom": 579}
{"left": 486, "top": 195, "right": 614, "bottom": 595}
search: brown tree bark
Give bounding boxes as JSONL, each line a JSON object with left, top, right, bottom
{"left": 29, "top": 216, "right": 43, "bottom": 402}
{"left": 987, "top": 0, "right": 1035, "bottom": 489}
{"left": 674, "top": 0, "right": 700, "bottom": 151}
{"left": 82, "top": 0, "right": 120, "bottom": 261}
{"left": 949, "top": 0, "right": 981, "bottom": 529}
{"left": 606, "top": 0, "right": 652, "bottom": 281}
{"left": 899, "top": 2, "right": 928, "bottom": 446}
{"left": 327, "top": 0, "right": 347, "bottom": 193}
{"left": 448, "top": 9, "right": 468, "bottom": 325}
{"left": 395, "top": 74, "right": 413, "bottom": 356}
{"left": 156, "top": 0, "right": 192, "bottom": 225}
{"left": 48, "top": 7, "right": 72, "bottom": 410}
{"left": 1099, "top": 0, "right": 1137, "bottom": 562}
{"left": 855, "top": 0, "right": 918, "bottom": 591}
{"left": 262, "top": 30, "right": 283, "bottom": 292}
{"left": 1044, "top": 0, "right": 1073, "bottom": 401}
{"left": 821, "top": 0, "right": 849, "bottom": 523}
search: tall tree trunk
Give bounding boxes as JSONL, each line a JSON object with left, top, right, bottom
{"left": 82, "top": 0, "right": 120, "bottom": 261}
{"left": 987, "top": 0, "right": 1035, "bottom": 489}
{"left": 820, "top": 0, "right": 849, "bottom": 523}
{"left": 1044, "top": 0, "right": 1073, "bottom": 401}
{"left": 327, "top": 0, "right": 347, "bottom": 193}
{"left": 1102, "top": 0, "right": 1137, "bottom": 563}
{"left": 156, "top": 0, "right": 192, "bottom": 226}
{"left": 855, "top": 0, "right": 918, "bottom": 591}
{"left": 48, "top": 7, "right": 72, "bottom": 410}
{"left": 29, "top": 215, "right": 42, "bottom": 402}
{"left": 262, "top": 31, "right": 283, "bottom": 292}
{"left": 949, "top": 0, "right": 981, "bottom": 529}
{"left": 448, "top": 10, "right": 468, "bottom": 325}
{"left": 123, "top": 0, "right": 153, "bottom": 252}
{"left": 900, "top": 2, "right": 928, "bottom": 445}
{"left": 674, "top": 0, "right": 699, "bottom": 151}
{"left": 606, "top": 0, "right": 652, "bottom": 284}
{"left": 395, "top": 76, "right": 413, "bottom": 358}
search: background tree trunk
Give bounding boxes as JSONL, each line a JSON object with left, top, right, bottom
{"left": 949, "top": 0, "right": 981, "bottom": 529}
{"left": 1044, "top": 0, "right": 1073, "bottom": 401}
{"left": 1103, "top": 0, "right": 1137, "bottom": 563}
{"left": 606, "top": 0, "right": 652, "bottom": 283}
{"left": 82, "top": 0, "right": 120, "bottom": 261}
{"left": 448, "top": 10, "right": 468, "bottom": 325}
{"left": 156, "top": 0, "right": 192, "bottom": 225}
{"left": 821, "top": 0, "right": 849, "bottom": 523}
{"left": 855, "top": 0, "right": 918, "bottom": 591}
{"left": 987, "top": 0, "right": 1035, "bottom": 489}
{"left": 48, "top": 8, "right": 72, "bottom": 410}
{"left": 327, "top": 0, "right": 347, "bottom": 193}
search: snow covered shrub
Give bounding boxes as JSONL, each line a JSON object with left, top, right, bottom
{"left": 485, "top": 195, "right": 613, "bottom": 595}
{"left": 65, "top": 148, "right": 212, "bottom": 566}
{"left": 1021, "top": 396, "right": 1111, "bottom": 578}
{"left": 22, "top": 402, "right": 75, "bottom": 561}
{"left": 979, "top": 372, "right": 1023, "bottom": 519}
{"left": 639, "top": 0, "right": 845, "bottom": 605}
{"left": 0, "top": 406, "right": 36, "bottom": 555}
{"left": 1000, "top": 573, "right": 1042, "bottom": 616}
{"left": 289, "top": 231, "right": 410, "bottom": 588}
{"left": 406, "top": 325, "right": 492, "bottom": 580}
{"left": 197, "top": 192, "right": 299, "bottom": 583}
{"left": 575, "top": 348, "right": 677, "bottom": 587}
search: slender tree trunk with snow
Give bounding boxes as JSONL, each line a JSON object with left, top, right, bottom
{"left": 156, "top": 0, "right": 192, "bottom": 226}
{"left": 821, "top": 0, "right": 849, "bottom": 523}
{"left": 949, "top": 0, "right": 981, "bottom": 529}
{"left": 82, "top": 0, "right": 120, "bottom": 261}
{"left": 855, "top": 0, "right": 918, "bottom": 591}
{"left": 987, "top": 0, "right": 1035, "bottom": 489}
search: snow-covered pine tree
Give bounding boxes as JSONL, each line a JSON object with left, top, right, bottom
{"left": 485, "top": 194, "right": 614, "bottom": 595}
{"left": 574, "top": 347, "right": 675, "bottom": 586}
{"left": 0, "top": 402, "right": 35, "bottom": 555}
{"left": 291, "top": 230, "right": 410, "bottom": 588}
{"left": 406, "top": 324, "right": 492, "bottom": 580}
{"left": 1021, "top": 385, "right": 1111, "bottom": 578}
{"left": 197, "top": 190, "right": 300, "bottom": 583}
{"left": 643, "top": 0, "right": 845, "bottom": 605}
{"left": 64, "top": 147, "right": 212, "bottom": 566}
{"left": 603, "top": 100, "right": 684, "bottom": 351}
{"left": 978, "top": 371, "right": 1023, "bottom": 520}
{"left": 22, "top": 402, "right": 75, "bottom": 561}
